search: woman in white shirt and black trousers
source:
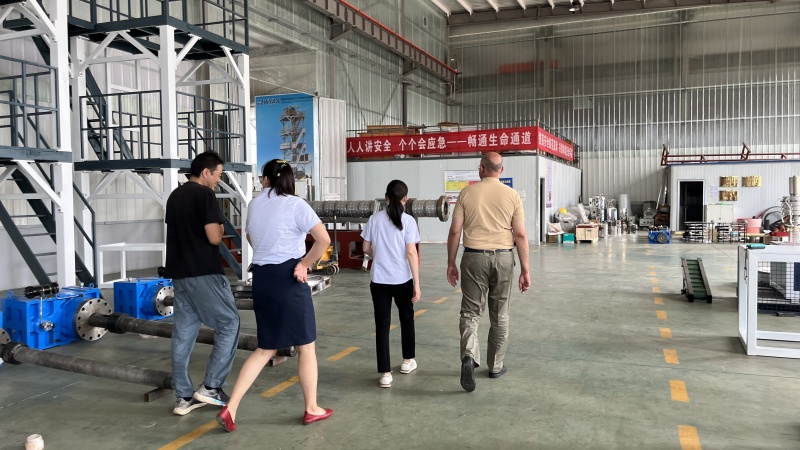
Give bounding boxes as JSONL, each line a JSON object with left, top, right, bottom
{"left": 361, "top": 180, "right": 422, "bottom": 388}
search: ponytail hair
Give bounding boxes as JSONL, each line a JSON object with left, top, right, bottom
{"left": 262, "top": 159, "right": 295, "bottom": 196}
{"left": 385, "top": 179, "right": 408, "bottom": 230}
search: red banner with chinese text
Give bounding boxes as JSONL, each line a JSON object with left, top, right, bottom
{"left": 346, "top": 126, "right": 574, "bottom": 162}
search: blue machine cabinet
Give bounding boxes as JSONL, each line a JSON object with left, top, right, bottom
{"left": 648, "top": 228, "right": 671, "bottom": 244}
{"left": 113, "top": 278, "right": 174, "bottom": 321}
{"left": 2, "top": 286, "right": 111, "bottom": 350}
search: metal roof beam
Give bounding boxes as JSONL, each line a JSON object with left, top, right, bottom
{"left": 304, "top": 0, "right": 458, "bottom": 87}
{"left": 448, "top": 0, "right": 773, "bottom": 26}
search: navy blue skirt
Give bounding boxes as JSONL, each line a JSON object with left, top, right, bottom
{"left": 251, "top": 258, "right": 317, "bottom": 349}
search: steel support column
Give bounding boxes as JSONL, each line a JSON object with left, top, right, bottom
{"left": 160, "top": 26, "right": 180, "bottom": 209}
{"left": 71, "top": 36, "right": 94, "bottom": 276}
{"left": 51, "top": 0, "right": 76, "bottom": 287}
{"left": 236, "top": 53, "right": 253, "bottom": 279}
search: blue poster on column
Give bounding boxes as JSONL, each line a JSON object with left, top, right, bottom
{"left": 255, "top": 93, "right": 315, "bottom": 180}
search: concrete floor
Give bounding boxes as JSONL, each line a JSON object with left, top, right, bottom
{"left": 2, "top": 236, "right": 800, "bottom": 449}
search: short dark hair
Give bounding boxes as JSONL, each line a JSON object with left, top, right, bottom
{"left": 480, "top": 154, "right": 502, "bottom": 172}
{"left": 190, "top": 151, "right": 224, "bottom": 177}
{"left": 262, "top": 159, "right": 295, "bottom": 196}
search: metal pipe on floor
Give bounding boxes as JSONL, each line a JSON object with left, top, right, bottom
{"left": 86, "top": 313, "right": 295, "bottom": 356}
{"left": 0, "top": 342, "right": 172, "bottom": 389}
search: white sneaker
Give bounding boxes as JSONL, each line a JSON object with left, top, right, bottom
{"left": 400, "top": 359, "right": 417, "bottom": 374}
{"left": 379, "top": 373, "right": 393, "bottom": 388}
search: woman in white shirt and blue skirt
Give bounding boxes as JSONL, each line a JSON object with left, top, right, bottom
{"left": 361, "top": 180, "right": 422, "bottom": 388}
{"left": 217, "top": 159, "right": 334, "bottom": 431}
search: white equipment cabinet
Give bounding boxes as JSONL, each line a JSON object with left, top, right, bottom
{"left": 705, "top": 204, "right": 735, "bottom": 223}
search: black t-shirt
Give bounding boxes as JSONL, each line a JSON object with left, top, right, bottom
{"left": 164, "top": 181, "right": 226, "bottom": 279}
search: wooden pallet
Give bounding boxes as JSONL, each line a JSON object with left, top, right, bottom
{"left": 578, "top": 238, "right": 599, "bottom": 243}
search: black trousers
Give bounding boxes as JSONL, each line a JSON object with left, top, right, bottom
{"left": 370, "top": 279, "right": 415, "bottom": 373}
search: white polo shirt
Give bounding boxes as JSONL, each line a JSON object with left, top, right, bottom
{"left": 361, "top": 210, "right": 420, "bottom": 285}
{"left": 246, "top": 190, "right": 321, "bottom": 265}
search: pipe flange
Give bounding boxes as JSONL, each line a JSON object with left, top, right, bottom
{"left": 153, "top": 286, "right": 174, "bottom": 317}
{"left": 0, "top": 328, "right": 9, "bottom": 345}
{"left": 73, "top": 298, "right": 113, "bottom": 341}
{"left": 0, "top": 341, "right": 25, "bottom": 364}
{"left": 436, "top": 195, "right": 450, "bottom": 222}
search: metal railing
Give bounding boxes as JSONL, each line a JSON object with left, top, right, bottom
{"left": 0, "top": 56, "right": 58, "bottom": 152}
{"left": 68, "top": 0, "right": 248, "bottom": 48}
{"left": 661, "top": 143, "right": 800, "bottom": 166}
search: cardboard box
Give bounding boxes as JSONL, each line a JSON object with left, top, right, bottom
{"left": 576, "top": 224, "right": 599, "bottom": 242}
{"left": 547, "top": 234, "right": 562, "bottom": 243}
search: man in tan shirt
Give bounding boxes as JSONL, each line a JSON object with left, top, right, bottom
{"left": 447, "top": 152, "right": 530, "bottom": 392}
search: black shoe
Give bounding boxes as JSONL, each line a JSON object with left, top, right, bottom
{"left": 489, "top": 365, "right": 508, "bottom": 379}
{"left": 460, "top": 356, "right": 477, "bottom": 392}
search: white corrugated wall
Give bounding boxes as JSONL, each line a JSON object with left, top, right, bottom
{"left": 347, "top": 155, "right": 581, "bottom": 243}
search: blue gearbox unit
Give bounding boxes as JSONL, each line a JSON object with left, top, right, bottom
{"left": 0, "top": 308, "right": 8, "bottom": 345}
{"left": 648, "top": 228, "right": 671, "bottom": 244}
{"left": 2, "top": 286, "right": 110, "bottom": 350}
{"left": 113, "top": 278, "right": 174, "bottom": 321}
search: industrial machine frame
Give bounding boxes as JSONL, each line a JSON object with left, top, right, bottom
{"left": 737, "top": 244, "right": 800, "bottom": 358}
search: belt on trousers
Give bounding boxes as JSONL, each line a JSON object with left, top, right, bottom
{"left": 463, "top": 247, "right": 513, "bottom": 254}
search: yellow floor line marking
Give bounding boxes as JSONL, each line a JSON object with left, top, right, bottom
{"left": 650, "top": 278, "right": 659, "bottom": 284}
{"left": 261, "top": 375, "right": 300, "bottom": 397}
{"left": 660, "top": 328, "right": 672, "bottom": 339}
{"left": 157, "top": 420, "right": 218, "bottom": 450}
{"left": 414, "top": 309, "right": 426, "bottom": 318}
{"left": 678, "top": 425, "right": 702, "bottom": 450}
{"left": 454, "top": 288, "right": 462, "bottom": 293}
{"left": 664, "top": 349, "right": 680, "bottom": 364}
{"left": 654, "top": 297, "right": 664, "bottom": 304}
{"left": 327, "top": 346, "right": 360, "bottom": 361}
{"left": 434, "top": 296, "right": 449, "bottom": 304}
{"left": 657, "top": 310, "right": 668, "bottom": 320}
{"left": 648, "top": 265, "right": 655, "bottom": 270}
{"left": 648, "top": 271, "right": 657, "bottom": 276}
{"left": 670, "top": 380, "right": 690, "bottom": 402}
{"left": 652, "top": 287, "right": 661, "bottom": 293}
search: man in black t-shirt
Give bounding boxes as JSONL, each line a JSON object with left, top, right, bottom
{"left": 164, "top": 151, "right": 240, "bottom": 416}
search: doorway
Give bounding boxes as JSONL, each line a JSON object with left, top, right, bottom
{"left": 678, "top": 181, "right": 704, "bottom": 230}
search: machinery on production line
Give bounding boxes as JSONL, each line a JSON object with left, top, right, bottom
{"left": 1, "top": 281, "right": 295, "bottom": 354}
{"left": 0, "top": 280, "right": 296, "bottom": 398}
{"left": 2, "top": 285, "right": 108, "bottom": 350}
{"left": 588, "top": 194, "right": 637, "bottom": 237}
{"left": 305, "top": 196, "right": 450, "bottom": 270}
{"left": 648, "top": 226, "right": 671, "bottom": 244}
{"left": 780, "top": 176, "right": 800, "bottom": 231}
{"left": 113, "top": 277, "right": 174, "bottom": 321}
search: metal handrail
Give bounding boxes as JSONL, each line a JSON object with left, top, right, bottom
{"left": 661, "top": 143, "right": 800, "bottom": 166}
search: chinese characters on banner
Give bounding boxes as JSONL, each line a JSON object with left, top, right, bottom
{"left": 346, "top": 126, "right": 574, "bottom": 162}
